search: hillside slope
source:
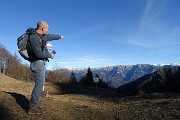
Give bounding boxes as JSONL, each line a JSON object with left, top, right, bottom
{"left": 0, "top": 73, "right": 180, "bottom": 120}
{"left": 117, "top": 67, "right": 180, "bottom": 96}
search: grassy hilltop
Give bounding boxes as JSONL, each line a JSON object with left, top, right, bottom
{"left": 0, "top": 73, "right": 180, "bottom": 120}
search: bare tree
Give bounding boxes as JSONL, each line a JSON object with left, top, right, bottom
{"left": 0, "top": 42, "right": 33, "bottom": 81}
{"left": 0, "top": 47, "right": 10, "bottom": 74}
{"left": 47, "top": 66, "right": 70, "bottom": 83}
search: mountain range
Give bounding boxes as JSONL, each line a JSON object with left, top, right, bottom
{"left": 117, "top": 66, "right": 180, "bottom": 96}
{"left": 71, "top": 64, "right": 180, "bottom": 88}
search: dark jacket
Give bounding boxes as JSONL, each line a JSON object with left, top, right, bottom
{"left": 26, "top": 28, "right": 60, "bottom": 61}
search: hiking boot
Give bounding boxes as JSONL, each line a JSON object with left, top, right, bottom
{"left": 28, "top": 105, "right": 46, "bottom": 115}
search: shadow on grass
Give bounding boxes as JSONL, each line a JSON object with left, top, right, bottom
{"left": 53, "top": 83, "right": 123, "bottom": 100}
{"left": 5, "top": 92, "right": 29, "bottom": 113}
{"left": 0, "top": 103, "right": 14, "bottom": 120}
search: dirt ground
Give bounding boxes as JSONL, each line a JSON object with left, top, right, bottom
{"left": 0, "top": 73, "right": 180, "bottom": 120}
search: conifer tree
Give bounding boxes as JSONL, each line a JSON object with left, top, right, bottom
{"left": 79, "top": 67, "right": 94, "bottom": 86}
{"left": 86, "top": 67, "right": 94, "bottom": 86}
{"left": 69, "top": 71, "right": 77, "bottom": 84}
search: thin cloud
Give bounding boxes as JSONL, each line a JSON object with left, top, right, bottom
{"left": 126, "top": 29, "right": 180, "bottom": 48}
{"left": 126, "top": 0, "right": 180, "bottom": 49}
{"left": 140, "top": 0, "right": 165, "bottom": 30}
{"left": 111, "top": 0, "right": 168, "bottom": 48}
{"left": 55, "top": 55, "right": 112, "bottom": 68}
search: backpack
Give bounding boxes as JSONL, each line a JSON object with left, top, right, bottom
{"left": 17, "top": 33, "right": 31, "bottom": 61}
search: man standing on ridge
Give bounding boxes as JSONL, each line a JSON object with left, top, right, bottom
{"left": 27, "top": 20, "right": 64, "bottom": 114}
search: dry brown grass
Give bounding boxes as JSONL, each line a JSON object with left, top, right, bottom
{"left": 0, "top": 73, "right": 180, "bottom": 120}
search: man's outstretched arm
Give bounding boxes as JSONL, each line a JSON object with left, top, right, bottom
{"left": 42, "top": 34, "right": 64, "bottom": 42}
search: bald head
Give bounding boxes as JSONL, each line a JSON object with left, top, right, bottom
{"left": 36, "top": 20, "right": 49, "bottom": 35}
{"left": 37, "top": 20, "right": 48, "bottom": 29}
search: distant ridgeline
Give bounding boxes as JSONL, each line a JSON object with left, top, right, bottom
{"left": 117, "top": 66, "right": 180, "bottom": 96}
{"left": 71, "top": 64, "right": 180, "bottom": 88}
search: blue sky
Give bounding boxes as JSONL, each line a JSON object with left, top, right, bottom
{"left": 0, "top": 0, "right": 180, "bottom": 69}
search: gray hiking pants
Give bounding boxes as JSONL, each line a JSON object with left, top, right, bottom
{"left": 30, "top": 60, "right": 46, "bottom": 107}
